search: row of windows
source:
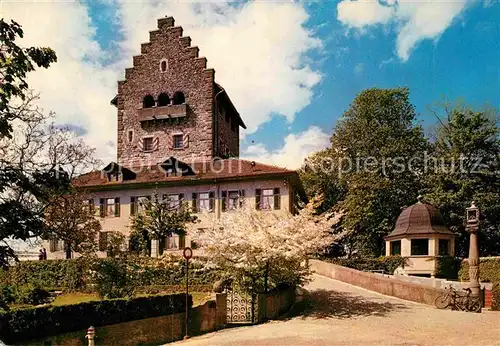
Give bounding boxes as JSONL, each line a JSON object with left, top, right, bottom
{"left": 389, "top": 239, "right": 450, "bottom": 256}
{"left": 94, "top": 188, "right": 282, "bottom": 218}
{"left": 219, "top": 105, "right": 238, "bottom": 134}
{"left": 143, "top": 92, "right": 185, "bottom": 108}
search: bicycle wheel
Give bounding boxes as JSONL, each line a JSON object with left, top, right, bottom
{"left": 434, "top": 294, "right": 450, "bottom": 309}
{"left": 468, "top": 298, "right": 482, "bottom": 313}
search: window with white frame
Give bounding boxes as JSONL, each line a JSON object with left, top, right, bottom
{"left": 166, "top": 235, "right": 179, "bottom": 250}
{"left": 222, "top": 190, "right": 245, "bottom": 211}
{"left": 49, "top": 239, "right": 65, "bottom": 252}
{"left": 164, "top": 194, "right": 182, "bottom": 210}
{"left": 100, "top": 198, "right": 120, "bottom": 217}
{"left": 194, "top": 192, "right": 214, "bottom": 213}
{"left": 261, "top": 189, "right": 274, "bottom": 210}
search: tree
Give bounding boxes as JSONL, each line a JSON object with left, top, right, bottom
{"left": 300, "top": 88, "right": 429, "bottom": 257}
{"left": 44, "top": 191, "right": 101, "bottom": 259}
{"left": 0, "top": 19, "right": 57, "bottom": 138}
{"left": 424, "top": 104, "right": 500, "bottom": 256}
{"left": 188, "top": 200, "right": 342, "bottom": 293}
{"left": 129, "top": 191, "right": 197, "bottom": 256}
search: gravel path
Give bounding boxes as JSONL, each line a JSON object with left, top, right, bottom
{"left": 171, "top": 274, "right": 500, "bottom": 345}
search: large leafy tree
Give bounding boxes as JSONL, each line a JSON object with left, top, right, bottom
{"left": 300, "top": 88, "right": 429, "bottom": 257}
{"left": 424, "top": 105, "right": 500, "bottom": 256}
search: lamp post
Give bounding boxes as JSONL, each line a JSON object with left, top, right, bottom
{"left": 183, "top": 246, "right": 193, "bottom": 340}
{"left": 466, "top": 201, "right": 481, "bottom": 297}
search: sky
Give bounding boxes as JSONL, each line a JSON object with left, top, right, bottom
{"left": 1, "top": 0, "right": 499, "bottom": 170}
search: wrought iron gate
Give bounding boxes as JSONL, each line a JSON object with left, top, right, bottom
{"left": 225, "top": 287, "right": 257, "bottom": 324}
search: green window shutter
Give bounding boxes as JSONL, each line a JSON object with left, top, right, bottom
{"left": 179, "top": 235, "right": 185, "bottom": 249}
{"left": 274, "top": 188, "right": 280, "bottom": 210}
{"left": 115, "top": 197, "right": 120, "bottom": 217}
{"left": 192, "top": 193, "right": 197, "bottom": 212}
{"left": 209, "top": 192, "right": 215, "bottom": 212}
{"left": 98, "top": 232, "right": 108, "bottom": 252}
{"left": 130, "top": 196, "right": 136, "bottom": 215}
{"left": 255, "top": 189, "right": 261, "bottom": 210}
{"left": 221, "top": 191, "right": 227, "bottom": 212}
{"left": 88, "top": 199, "right": 95, "bottom": 214}
{"left": 100, "top": 198, "right": 105, "bottom": 217}
{"left": 179, "top": 193, "right": 185, "bottom": 209}
{"left": 239, "top": 189, "right": 245, "bottom": 208}
{"left": 49, "top": 239, "right": 55, "bottom": 252}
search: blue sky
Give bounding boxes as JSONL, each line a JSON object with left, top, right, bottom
{"left": 3, "top": 0, "right": 499, "bottom": 168}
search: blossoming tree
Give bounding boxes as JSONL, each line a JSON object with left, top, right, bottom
{"left": 187, "top": 199, "right": 342, "bottom": 293}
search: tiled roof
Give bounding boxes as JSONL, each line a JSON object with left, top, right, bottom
{"left": 73, "top": 159, "right": 296, "bottom": 189}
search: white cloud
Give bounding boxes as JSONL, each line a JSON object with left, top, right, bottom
{"left": 337, "top": 0, "right": 472, "bottom": 61}
{"left": 242, "top": 126, "right": 330, "bottom": 169}
{"left": 1, "top": 2, "right": 119, "bottom": 163}
{"left": 116, "top": 1, "right": 322, "bottom": 133}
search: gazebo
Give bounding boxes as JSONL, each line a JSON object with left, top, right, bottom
{"left": 385, "top": 196, "right": 455, "bottom": 277}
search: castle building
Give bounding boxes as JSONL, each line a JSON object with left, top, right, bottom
{"left": 45, "top": 16, "right": 304, "bottom": 259}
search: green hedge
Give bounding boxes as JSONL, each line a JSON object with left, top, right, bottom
{"left": 319, "top": 256, "right": 406, "bottom": 274}
{"left": 0, "top": 293, "right": 189, "bottom": 344}
{"left": 0, "top": 257, "right": 220, "bottom": 290}
{"left": 459, "top": 257, "right": 500, "bottom": 311}
{"left": 435, "top": 256, "right": 462, "bottom": 279}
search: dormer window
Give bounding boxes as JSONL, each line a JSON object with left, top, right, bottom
{"left": 160, "top": 59, "right": 168, "bottom": 72}
{"left": 173, "top": 91, "right": 185, "bottom": 105}
{"left": 157, "top": 93, "right": 170, "bottom": 107}
{"left": 143, "top": 95, "right": 155, "bottom": 108}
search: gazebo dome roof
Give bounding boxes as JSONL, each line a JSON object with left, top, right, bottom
{"left": 385, "top": 197, "right": 454, "bottom": 240}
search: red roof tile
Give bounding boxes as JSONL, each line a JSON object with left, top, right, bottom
{"left": 73, "top": 159, "right": 296, "bottom": 189}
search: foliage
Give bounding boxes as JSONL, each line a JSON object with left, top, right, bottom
{"left": 44, "top": 191, "right": 101, "bottom": 259}
{"left": 320, "top": 255, "right": 407, "bottom": 275}
{"left": 0, "top": 284, "right": 16, "bottom": 309}
{"left": 300, "top": 88, "right": 429, "bottom": 257}
{"left": 435, "top": 256, "right": 461, "bottom": 279}
{"left": 0, "top": 293, "right": 188, "bottom": 344}
{"left": 0, "top": 19, "right": 57, "bottom": 138}
{"left": 129, "top": 191, "right": 197, "bottom": 255}
{"left": 15, "top": 284, "right": 50, "bottom": 305}
{"left": 91, "top": 258, "right": 136, "bottom": 299}
{"left": 0, "top": 257, "right": 220, "bottom": 291}
{"left": 105, "top": 231, "right": 126, "bottom": 258}
{"left": 423, "top": 105, "right": 500, "bottom": 257}
{"left": 188, "top": 199, "right": 342, "bottom": 293}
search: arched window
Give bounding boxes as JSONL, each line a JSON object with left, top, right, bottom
{"left": 157, "top": 93, "right": 170, "bottom": 107}
{"left": 143, "top": 95, "right": 155, "bottom": 108}
{"left": 172, "top": 91, "right": 185, "bottom": 105}
{"left": 160, "top": 59, "right": 168, "bottom": 72}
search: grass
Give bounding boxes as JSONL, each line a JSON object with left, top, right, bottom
{"left": 50, "top": 291, "right": 211, "bottom": 307}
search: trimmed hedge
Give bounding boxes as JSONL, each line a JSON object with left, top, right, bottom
{"left": 0, "top": 257, "right": 220, "bottom": 290}
{"left": 0, "top": 293, "right": 190, "bottom": 344}
{"left": 435, "top": 256, "right": 461, "bottom": 279}
{"left": 318, "top": 256, "right": 406, "bottom": 275}
{"left": 459, "top": 257, "right": 500, "bottom": 311}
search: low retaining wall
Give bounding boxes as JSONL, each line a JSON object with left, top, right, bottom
{"left": 310, "top": 259, "right": 445, "bottom": 306}
{"left": 256, "top": 288, "right": 296, "bottom": 322}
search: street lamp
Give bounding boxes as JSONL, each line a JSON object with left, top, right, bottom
{"left": 466, "top": 202, "right": 480, "bottom": 297}
{"left": 183, "top": 247, "right": 193, "bottom": 340}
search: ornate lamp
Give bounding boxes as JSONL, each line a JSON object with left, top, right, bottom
{"left": 466, "top": 202, "right": 481, "bottom": 297}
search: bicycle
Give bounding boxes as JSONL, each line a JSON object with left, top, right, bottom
{"left": 435, "top": 285, "right": 482, "bottom": 312}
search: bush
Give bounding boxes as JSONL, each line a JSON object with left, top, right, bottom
{"left": 0, "top": 256, "right": 220, "bottom": 291}
{"left": 15, "top": 285, "right": 51, "bottom": 305}
{"left": 0, "top": 284, "right": 16, "bottom": 310}
{"left": 0, "top": 293, "right": 189, "bottom": 344}
{"left": 92, "top": 258, "right": 136, "bottom": 299}
{"left": 435, "top": 256, "right": 461, "bottom": 279}
{"left": 319, "top": 256, "right": 407, "bottom": 274}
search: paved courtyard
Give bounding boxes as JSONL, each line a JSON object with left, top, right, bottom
{"left": 173, "top": 274, "right": 500, "bottom": 345}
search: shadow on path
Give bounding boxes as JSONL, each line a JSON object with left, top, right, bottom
{"left": 283, "top": 289, "right": 409, "bottom": 320}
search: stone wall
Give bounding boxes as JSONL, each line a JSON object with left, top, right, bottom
{"left": 256, "top": 288, "right": 296, "bottom": 322}
{"left": 310, "top": 259, "right": 445, "bottom": 306}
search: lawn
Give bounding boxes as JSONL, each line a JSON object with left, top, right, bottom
{"left": 51, "top": 291, "right": 211, "bottom": 307}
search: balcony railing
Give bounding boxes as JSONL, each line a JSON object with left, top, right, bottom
{"left": 138, "top": 104, "right": 187, "bottom": 122}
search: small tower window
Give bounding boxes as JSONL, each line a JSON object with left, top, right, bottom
{"left": 127, "top": 130, "right": 133, "bottom": 143}
{"left": 157, "top": 93, "right": 170, "bottom": 107}
{"left": 160, "top": 59, "right": 168, "bottom": 72}
{"left": 143, "top": 95, "right": 155, "bottom": 108}
{"left": 173, "top": 91, "right": 185, "bottom": 105}
{"left": 173, "top": 134, "right": 184, "bottom": 149}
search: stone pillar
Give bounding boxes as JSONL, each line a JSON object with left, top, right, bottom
{"left": 151, "top": 239, "right": 160, "bottom": 258}
{"left": 215, "top": 293, "right": 227, "bottom": 329}
{"left": 467, "top": 227, "right": 481, "bottom": 296}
